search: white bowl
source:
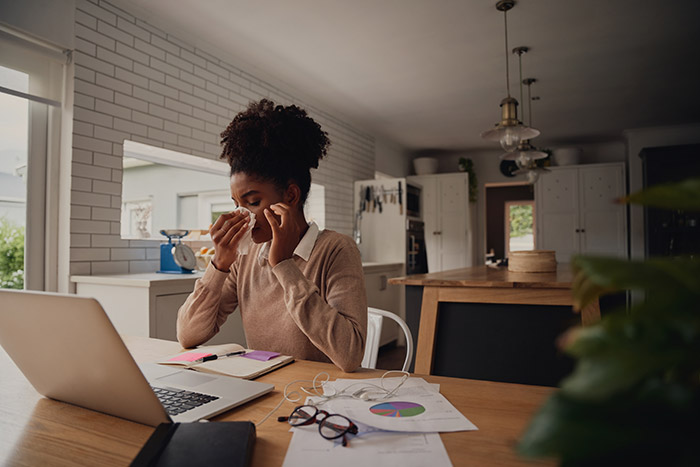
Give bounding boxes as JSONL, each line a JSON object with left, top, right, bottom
{"left": 413, "top": 157, "right": 438, "bottom": 175}
{"left": 552, "top": 148, "right": 582, "bottom": 166}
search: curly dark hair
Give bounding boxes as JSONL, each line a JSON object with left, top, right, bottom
{"left": 220, "top": 99, "right": 330, "bottom": 206}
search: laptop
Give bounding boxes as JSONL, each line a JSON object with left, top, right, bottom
{"left": 0, "top": 289, "right": 274, "bottom": 426}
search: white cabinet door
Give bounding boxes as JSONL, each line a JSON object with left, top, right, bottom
{"left": 536, "top": 163, "right": 627, "bottom": 262}
{"left": 439, "top": 174, "right": 469, "bottom": 271}
{"left": 579, "top": 165, "right": 627, "bottom": 257}
{"left": 364, "top": 264, "right": 404, "bottom": 347}
{"left": 537, "top": 168, "right": 580, "bottom": 262}
{"left": 420, "top": 177, "right": 440, "bottom": 273}
{"left": 410, "top": 173, "right": 472, "bottom": 272}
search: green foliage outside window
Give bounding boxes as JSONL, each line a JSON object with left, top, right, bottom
{"left": 0, "top": 218, "right": 24, "bottom": 289}
{"left": 509, "top": 205, "right": 533, "bottom": 238}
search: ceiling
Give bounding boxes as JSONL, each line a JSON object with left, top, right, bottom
{"left": 120, "top": 0, "right": 700, "bottom": 151}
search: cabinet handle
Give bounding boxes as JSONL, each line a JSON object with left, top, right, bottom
{"left": 433, "top": 231, "right": 442, "bottom": 235}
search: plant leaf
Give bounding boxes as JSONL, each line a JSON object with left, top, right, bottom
{"left": 519, "top": 384, "right": 700, "bottom": 464}
{"left": 623, "top": 177, "right": 700, "bottom": 211}
{"left": 572, "top": 256, "right": 700, "bottom": 312}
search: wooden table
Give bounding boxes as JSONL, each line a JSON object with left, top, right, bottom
{"left": 0, "top": 336, "right": 555, "bottom": 466}
{"left": 389, "top": 265, "right": 600, "bottom": 376}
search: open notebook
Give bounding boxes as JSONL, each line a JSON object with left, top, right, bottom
{"left": 158, "top": 343, "right": 294, "bottom": 380}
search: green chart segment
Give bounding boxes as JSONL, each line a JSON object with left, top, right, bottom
{"left": 369, "top": 401, "right": 426, "bottom": 417}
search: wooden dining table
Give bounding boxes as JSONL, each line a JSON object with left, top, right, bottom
{"left": 0, "top": 336, "right": 556, "bottom": 466}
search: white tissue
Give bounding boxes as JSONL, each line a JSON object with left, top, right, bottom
{"left": 233, "top": 207, "right": 256, "bottom": 255}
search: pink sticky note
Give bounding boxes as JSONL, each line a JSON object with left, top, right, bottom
{"left": 168, "top": 352, "right": 211, "bottom": 362}
{"left": 242, "top": 350, "right": 280, "bottom": 361}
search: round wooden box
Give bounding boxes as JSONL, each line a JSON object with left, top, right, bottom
{"left": 508, "top": 250, "right": 557, "bottom": 273}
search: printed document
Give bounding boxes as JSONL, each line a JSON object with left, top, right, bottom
{"left": 282, "top": 421, "right": 453, "bottom": 467}
{"left": 318, "top": 377, "right": 477, "bottom": 433}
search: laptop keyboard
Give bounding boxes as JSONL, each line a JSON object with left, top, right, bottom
{"left": 151, "top": 386, "right": 219, "bottom": 416}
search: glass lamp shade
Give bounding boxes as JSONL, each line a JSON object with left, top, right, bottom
{"left": 481, "top": 124, "right": 540, "bottom": 153}
{"left": 501, "top": 147, "right": 548, "bottom": 168}
{"left": 481, "top": 96, "right": 540, "bottom": 152}
{"left": 501, "top": 138, "right": 548, "bottom": 170}
{"left": 526, "top": 170, "right": 540, "bottom": 184}
{"left": 514, "top": 164, "right": 550, "bottom": 184}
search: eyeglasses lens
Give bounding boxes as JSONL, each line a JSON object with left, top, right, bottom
{"left": 319, "top": 415, "right": 351, "bottom": 439}
{"left": 288, "top": 406, "right": 316, "bottom": 426}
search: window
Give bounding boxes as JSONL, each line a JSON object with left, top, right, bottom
{"left": 505, "top": 201, "right": 535, "bottom": 256}
{"left": 0, "top": 77, "right": 28, "bottom": 289}
{"left": 0, "top": 33, "right": 68, "bottom": 291}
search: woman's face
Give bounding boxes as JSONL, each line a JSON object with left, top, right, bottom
{"left": 230, "top": 172, "right": 283, "bottom": 243}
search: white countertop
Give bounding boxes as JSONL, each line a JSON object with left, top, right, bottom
{"left": 71, "top": 272, "right": 204, "bottom": 287}
{"left": 71, "top": 262, "right": 404, "bottom": 287}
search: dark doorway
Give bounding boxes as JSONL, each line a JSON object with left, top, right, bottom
{"left": 485, "top": 183, "right": 535, "bottom": 261}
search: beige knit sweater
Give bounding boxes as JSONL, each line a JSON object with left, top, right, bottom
{"left": 176, "top": 229, "right": 367, "bottom": 372}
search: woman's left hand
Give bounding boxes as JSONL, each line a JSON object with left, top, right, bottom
{"left": 264, "top": 203, "right": 304, "bottom": 267}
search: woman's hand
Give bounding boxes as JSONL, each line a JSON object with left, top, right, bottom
{"left": 264, "top": 203, "right": 305, "bottom": 267}
{"left": 209, "top": 210, "right": 250, "bottom": 271}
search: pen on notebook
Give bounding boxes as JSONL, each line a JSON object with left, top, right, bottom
{"left": 194, "top": 350, "right": 246, "bottom": 363}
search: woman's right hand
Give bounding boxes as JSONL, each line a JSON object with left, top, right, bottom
{"left": 209, "top": 210, "right": 250, "bottom": 271}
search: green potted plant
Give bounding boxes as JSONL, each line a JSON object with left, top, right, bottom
{"left": 458, "top": 157, "right": 478, "bottom": 202}
{"left": 518, "top": 177, "right": 700, "bottom": 466}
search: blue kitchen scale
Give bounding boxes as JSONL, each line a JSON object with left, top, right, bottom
{"left": 158, "top": 230, "right": 196, "bottom": 274}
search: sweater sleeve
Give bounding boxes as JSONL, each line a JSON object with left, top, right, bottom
{"left": 271, "top": 237, "right": 367, "bottom": 372}
{"left": 176, "top": 262, "right": 239, "bottom": 348}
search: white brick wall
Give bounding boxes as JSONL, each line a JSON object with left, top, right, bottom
{"left": 70, "top": 0, "right": 375, "bottom": 275}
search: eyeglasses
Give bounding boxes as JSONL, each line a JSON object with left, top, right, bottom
{"left": 278, "top": 405, "right": 358, "bottom": 447}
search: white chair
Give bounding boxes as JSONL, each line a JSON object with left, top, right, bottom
{"left": 361, "top": 307, "right": 414, "bottom": 372}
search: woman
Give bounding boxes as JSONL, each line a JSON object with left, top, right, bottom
{"left": 177, "top": 99, "right": 367, "bottom": 372}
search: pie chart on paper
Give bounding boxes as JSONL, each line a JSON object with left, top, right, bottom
{"left": 369, "top": 401, "right": 426, "bottom": 418}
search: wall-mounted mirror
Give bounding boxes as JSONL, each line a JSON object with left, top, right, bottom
{"left": 121, "top": 140, "right": 325, "bottom": 239}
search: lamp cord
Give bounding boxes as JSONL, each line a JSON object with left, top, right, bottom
{"left": 255, "top": 370, "right": 411, "bottom": 427}
{"left": 504, "top": 8, "right": 510, "bottom": 97}
{"left": 527, "top": 81, "right": 533, "bottom": 127}
{"left": 518, "top": 52, "right": 524, "bottom": 122}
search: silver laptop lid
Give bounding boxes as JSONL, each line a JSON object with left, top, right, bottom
{"left": 0, "top": 289, "right": 171, "bottom": 426}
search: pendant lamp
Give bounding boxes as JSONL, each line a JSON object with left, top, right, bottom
{"left": 481, "top": 0, "right": 539, "bottom": 152}
{"left": 501, "top": 47, "right": 546, "bottom": 167}
{"left": 513, "top": 79, "right": 550, "bottom": 183}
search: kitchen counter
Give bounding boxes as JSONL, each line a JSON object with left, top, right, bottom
{"left": 388, "top": 265, "right": 600, "bottom": 386}
{"left": 362, "top": 261, "right": 404, "bottom": 272}
{"left": 71, "top": 273, "right": 207, "bottom": 340}
{"left": 388, "top": 264, "right": 574, "bottom": 289}
{"left": 71, "top": 271, "right": 204, "bottom": 288}
{"left": 361, "top": 262, "right": 405, "bottom": 346}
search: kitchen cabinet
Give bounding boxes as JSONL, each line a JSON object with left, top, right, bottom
{"left": 408, "top": 173, "right": 474, "bottom": 272}
{"left": 363, "top": 262, "right": 405, "bottom": 347}
{"left": 73, "top": 263, "right": 407, "bottom": 350}
{"left": 71, "top": 273, "right": 246, "bottom": 345}
{"left": 535, "top": 162, "right": 627, "bottom": 262}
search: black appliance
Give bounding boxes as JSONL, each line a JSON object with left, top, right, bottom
{"left": 406, "top": 220, "right": 428, "bottom": 275}
{"left": 640, "top": 144, "right": 700, "bottom": 257}
{"left": 406, "top": 183, "right": 421, "bottom": 219}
